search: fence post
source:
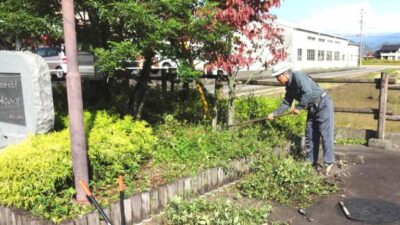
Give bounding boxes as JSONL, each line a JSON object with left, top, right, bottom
{"left": 161, "top": 68, "right": 167, "bottom": 95}
{"left": 377, "top": 72, "right": 389, "bottom": 139}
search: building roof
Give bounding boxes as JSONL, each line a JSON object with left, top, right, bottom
{"left": 277, "top": 20, "right": 350, "bottom": 42}
{"left": 379, "top": 45, "right": 400, "bottom": 51}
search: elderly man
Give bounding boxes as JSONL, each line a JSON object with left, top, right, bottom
{"left": 267, "top": 62, "right": 334, "bottom": 175}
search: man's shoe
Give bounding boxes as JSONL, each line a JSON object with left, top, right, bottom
{"left": 324, "top": 163, "right": 333, "bottom": 176}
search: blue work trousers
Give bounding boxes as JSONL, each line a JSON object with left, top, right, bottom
{"left": 305, "top": 95, "right": 335, "bottom": 165}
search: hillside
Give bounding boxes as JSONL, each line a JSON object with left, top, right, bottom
{"left": 346, "top": 33, "right": 400, "bottom": 52}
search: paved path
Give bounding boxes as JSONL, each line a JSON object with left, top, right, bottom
{"left": 270, "top": 145, "right": 400, "bottom": 225}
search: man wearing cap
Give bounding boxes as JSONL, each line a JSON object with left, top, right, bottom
{"left": 267, "top": 62, "right": 334, "bottom": 175}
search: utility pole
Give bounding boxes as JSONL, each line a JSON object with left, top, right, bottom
{"left": 61, "top": 0, "right": 89, "bottom": 202}
{"left": 359, "top": 8, "right": 364, "bottom": 68}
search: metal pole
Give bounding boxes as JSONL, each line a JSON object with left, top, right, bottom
{"left": 377, "top": 72, "right": 388, "bottom": 139}
{"left": 61, "top": 0, "right": 89, "bottom": 202}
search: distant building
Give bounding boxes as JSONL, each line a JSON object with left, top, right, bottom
{"left": 376, "top": 45, "right": 400, "bottom": 60}
{"left": 364, "top": 51, "right": 376, "bottom": 60}
{"left": 279, "top": 23, "right": 359, "bottom": 71}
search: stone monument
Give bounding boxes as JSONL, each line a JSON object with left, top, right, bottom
{"left": 0, "top": 51, "right": 54, "bottom": 148}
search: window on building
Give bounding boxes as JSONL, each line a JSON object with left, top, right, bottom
{"left": 335, "top": 41, "right": 340, "bottom": 44}
{"left": 326, "top": 51, "right": 333, "bottom": 61}
{"left": 307, "top": 36, "right": 316, "bottom": 41}
{"left": 307, "top": 49, "right": 315, "bottom": 61}
{"left": 334, "top": 52, "right": 340, "bottom": 61}
{"left": 342, "top": 55, "right": 345, "bottom": 61}
{"left": 327, "top": 40, "right": 333, "bottom": 43}
{"left": 297, "top": 49, "right": 302, "bottom": 61}
{"left": 318, "top": 38, "right": 325, "bottom": 42}
{"left": 318, "top": 50, "right": 325, "bottom": 61}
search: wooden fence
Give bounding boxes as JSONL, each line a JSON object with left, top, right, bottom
{"left": 247, "top": 72, "right": 400, "bottom": 140}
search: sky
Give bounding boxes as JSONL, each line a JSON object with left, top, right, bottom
{"left": 270, "top": 0, "right": 400, "bottom": 35}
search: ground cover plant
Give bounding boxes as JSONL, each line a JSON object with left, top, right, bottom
{"left": 238, "top": 152, "right": 337, "bottom": 207}
{"left": 161, "top": 197, "right": 271, "bottom": 225}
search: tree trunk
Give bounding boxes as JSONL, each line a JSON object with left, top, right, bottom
{"left": 212, "top": 77, "right": 223, "bottom": 129}
{"left": 195, "top": 80, "right": 210, "bottom": 118}
{"left": 130, "top": 50, "right": 154, "bottom": 120}
{"left": 61, "top": 0, "right": 89, "bottom": 203}
{"left": 227, "top": 75, "right": 236, "bottom": 127}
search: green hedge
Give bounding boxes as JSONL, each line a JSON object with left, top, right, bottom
{"left": 235, "top": 96, "right": 307, "bottom": 139}
{"left": 0, "top": 130, "right": 74, "bottom": 221}
{"left": 87, "top": 111, "right": 156, "bottom": 184}
{"left": 0, "top": 111, "right": 156, "bottom": 222}
{"left": 153, "top": 116, "right": 275, "bottom": 181}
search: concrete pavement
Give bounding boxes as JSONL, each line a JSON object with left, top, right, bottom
{"left": 270, "top": 145, "right": 400, "bottom": 225}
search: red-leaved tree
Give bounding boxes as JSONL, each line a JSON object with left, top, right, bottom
{"left": 212, "top": 0, "right": 286, "bottom": 74}
{"left": 204, "top": 0, "right": 287, "bottom": 125}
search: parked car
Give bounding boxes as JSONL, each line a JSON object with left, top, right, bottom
{"left": 33, "top": 45, "right": 67, "bottom": 79}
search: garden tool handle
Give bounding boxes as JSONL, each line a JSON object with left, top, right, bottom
{"left": 79, "top": 180, "right": 92, "bottom": 196}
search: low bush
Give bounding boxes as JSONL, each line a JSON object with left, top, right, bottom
{"left": 87, "top": 111, "right": 156, "bottom": 184}
{"left": 235, "top": 96, "right": 307, "bottom": 139}
{"left": 153, "top": 116, "right": 276, "bottom": 181}
{"left": 161, "top": 197, "right": 270, "bottom": 225}
{"left": 239, "top": 153, "right": 337, "bottom": 206}
{"left": 0, "top": 130, "right": 77, "bottom": 222}
{"left": 0, "top": 111, "right": 157, "bottom": 222}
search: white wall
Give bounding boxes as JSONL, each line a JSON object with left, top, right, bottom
{"left": 280, "top": 23, "right": 359, "bottom": 71}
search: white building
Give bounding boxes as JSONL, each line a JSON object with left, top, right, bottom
{"left": 377, "top": 45, "right": 400, "bottom": 60}
{"left": 280, "top": 23, "right": 359, "bottom": 71}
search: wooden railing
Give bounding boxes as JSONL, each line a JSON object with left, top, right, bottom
{"left": 247, "top": 72, "right": 399, "bottom": 140}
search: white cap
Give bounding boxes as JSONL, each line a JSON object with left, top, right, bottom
{"left": 271, "top": 62, "right": 291, "bottom": 77}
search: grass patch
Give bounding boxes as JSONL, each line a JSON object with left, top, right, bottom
{"left": 328, "top": 70, "right": 400, "bottom": 132}
{"left": 362, "top": 59, "right": 400, "bottom": 65}
{"left": 335, "top": 138, "right": 367, "bottom": 145}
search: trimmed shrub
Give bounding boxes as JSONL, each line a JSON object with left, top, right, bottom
{"left": 153, "top": 116, "right": 274, "bottom": 180}
{"left": 0, "top": 130, "right": 74, "bottom": 221}
{"left": 88, "top": 111, "right": 157, "bottom": 183}
{"left": 235, "top": 96, "right": 307, "bottom": 139}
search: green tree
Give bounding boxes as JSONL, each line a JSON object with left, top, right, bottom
{"left": 95, "top": 0, "right": 219, "bottom": 119}
{"left": 0, "top": 0, "right": 62, "bottom": 49}
{"left": 94, "top": 0, "right": 286, "bottom": 122}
